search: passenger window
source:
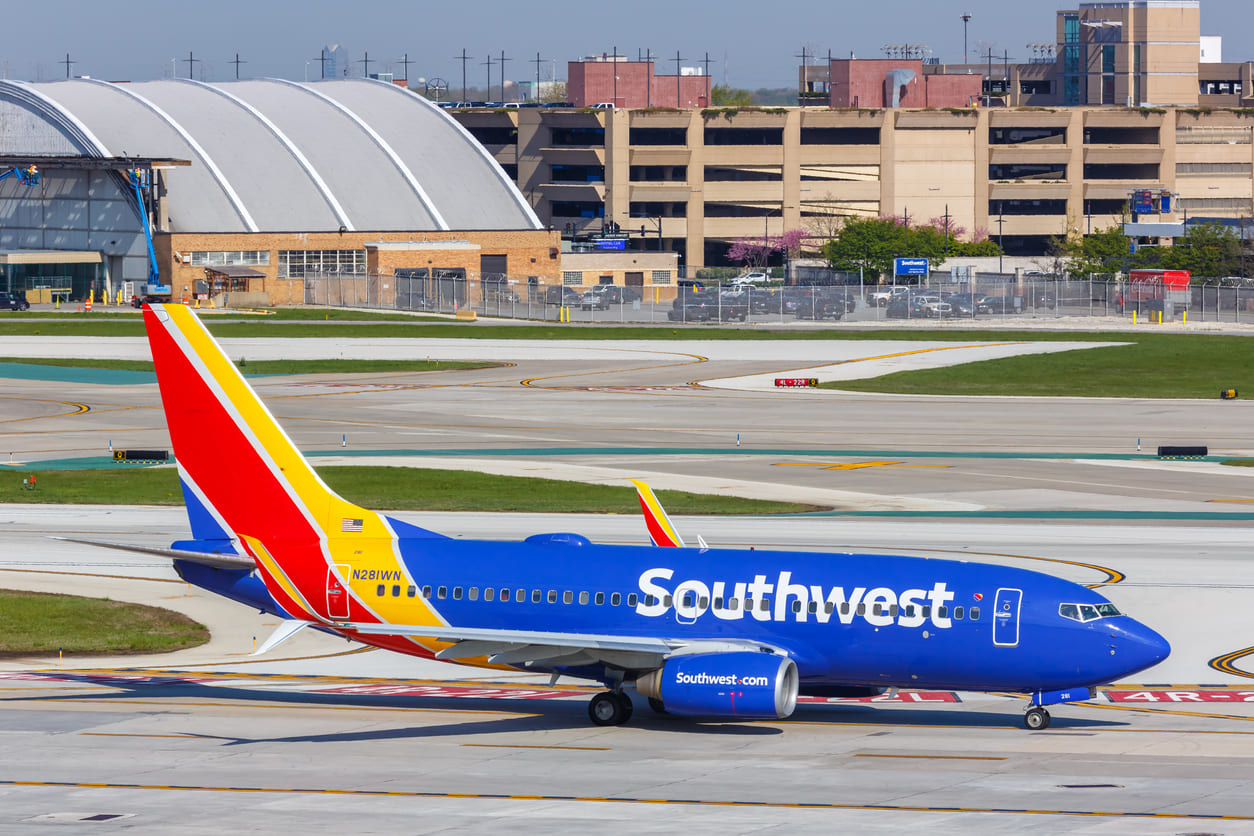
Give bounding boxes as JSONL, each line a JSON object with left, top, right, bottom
{"left": 453, "top": 587, "right": 463, "bottom": 600}
{"left": 905, "top": 605, "right": 915, "bottom": 617}
{"left": 938, "top": 606, "right": 948, "bottom": 618}
{"left": 563, "top": 591, "right": 573, "bottom": 605}
{"left": 841, "top": 603, "right": 851, "bottom": 616}
{"left": 594, "top": 592, "right": 604, "bottom": 605}
{"left": 500, "top": 588, "right": 510, "bottom": 602}
{"left": 698, "top": 596, "right": 709, "bottom": 609}
{"left": 484, "top": 588, "right": 494, "bottom": 602}
{"left": 760, "top": 599, "right": 770, "bottom": 612}
{"left": 808, "top": 601, "right": 819, "bottom": 614}
{"left": 438, "top": 586, "right": 448, "bottom": 599}
{"left": 516, "top": 588, "right": 525, "bottom": 602}
{"left": 611, "top": 592, "right": 622, "bottom": 606}
{"left": 627, "top": 593, "right": 638, "bottom": 607}
{"left": 922, "top": 605, "right": 932, "bottom": 618}
{"left": 970, "top": 606, "right": 980, "bottom": 621}
{"left": 407, "top": 585, "right": 416, "bottom": 598}
{"left": 468, "top": 587, "right": 479, "bottom": 601}
{"left": 532, "top": 590, "right": 541, "bottom": 603}
{"left": 825, "top": 602, "right": 835, "bottom": 615}
{"left": 729, "top": 598, "right": 740, "bottom": 611}
{"left": 714, "top": 597, "right": 724, "bottom": 609}
{"left": 682, "top": 593, "right": 695, "bottom": 608}
{"left": 856, "top": 603, "right": 866, "bottom": 616}
{"left": 872, "top": 604, "right": 883, "bottom": 617}
{"left": 376, "top": 584, "right": 385, "bottom": 596}
{"left": 954, "top": 606, "right": 964, "bottom": 620}
{"left": 889, "top": 604, "right": 899, "bottom": 617}
{"left": 792, "top": 600, "right": 802, "bottom": 614}
{"left": 664, "top": 595, "right": 674, "bottom": 608}
{"left": 547, "top": 590, "right": 558, "bottom": 604}
{"left": 423, "top": 585, "right": 432, "bottom": 598}
{"left": 392, "top": 585, "right": 401, "bottom": 597}
{"left": 579, "top": 591, "right": 589, "bottom": 605}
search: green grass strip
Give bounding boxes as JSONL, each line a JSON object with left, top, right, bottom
{"left": 0, "top": 466, "right": 820, "bottom": 515}
{"left": 0, "top": 590, "right": 208, "bottom": 656}
{"left": 821, "top": 333, "right": 1254, "bottom": 399}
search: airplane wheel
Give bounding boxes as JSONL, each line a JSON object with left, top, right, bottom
{"left": 648, "top": 697, "right": 667, "bottom": 715}
{"left": 1024, "top": 707, "right": 1051, "bottom": 730}
{"left": 589, "top": 691, "right": 627, "bottom": 726}
{"left": 615, "top": 691, "right": 634, "bottom": 723}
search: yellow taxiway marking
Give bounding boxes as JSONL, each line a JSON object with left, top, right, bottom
{"left": 2, "top": 779, "right": 1251, "bottom": 821}
{"left": 1207, "top": 499, "right": 1254, "bottom": 503}
{"left": 775, "top": 461, "right": 951, "bottom": 471}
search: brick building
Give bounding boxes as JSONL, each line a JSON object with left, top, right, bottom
{"left": 567, "top": 56, "right": 711, "bottom": 108}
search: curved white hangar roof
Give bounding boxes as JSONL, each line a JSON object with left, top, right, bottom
{"left": 0, "top": 78, "right": 541, "bottom": 233}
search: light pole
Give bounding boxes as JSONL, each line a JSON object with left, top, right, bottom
{"left": 997, "top": 202, "right": 1005, "bottom": 274}
{"left": 962, "top": 13, "right": 972, "bottom": 63}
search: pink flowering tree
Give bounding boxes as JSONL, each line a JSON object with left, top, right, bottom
{"left": 727, "top": 228, "right": 808, "bottom": 273}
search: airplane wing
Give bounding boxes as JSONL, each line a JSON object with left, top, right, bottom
{"left": 344, "top": 620, "right": 785, "bottom": 671}
{"left": 52, "top": 537, "right": 254, "bottom": 570}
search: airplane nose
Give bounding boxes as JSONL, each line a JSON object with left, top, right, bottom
{"left": 1115, "top": 619, "right": 1171, "bottom": 677}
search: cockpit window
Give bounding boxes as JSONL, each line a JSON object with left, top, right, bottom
{"left": 1059, "top": 602, "right": 1124, "bottom": 622}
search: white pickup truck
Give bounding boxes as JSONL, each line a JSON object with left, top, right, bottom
{"left": 867, "top": 286, "right": 911, "bottom": 307}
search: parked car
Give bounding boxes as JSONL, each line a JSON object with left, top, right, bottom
{"left": 794, "top": 297, "right": 845, "bottom": 320}
{"left": 885, "top": 294, "right": 930, "bottom": 319}
{"left": 867, "top": 286, "right": 912, "bottom": 307}
{"left": 545, "top": 286, "right": 583, "bottom": 306}
{"left": 923, "top": 300, "right": 953, "bottom": 318}
{"left": 974, "top": 294, "right": 1017, "bottom": 314}
{"left": 729, "top": 272, "right": 768, "bottom": 286}
{"left": 580, "top": 290, "right": 609, "bottom": 310}
{"left": 0, "top": 291, "right": 30, "bottom": 311}
{"left": 667, "top": 299, "right": 714, "bottom": 322}
{"left": 593, "top": 285, "right": 642, "bottom": 305}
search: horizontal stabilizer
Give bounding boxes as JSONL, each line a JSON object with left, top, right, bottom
{"left": 52, "top": 537, "right": 254, "bottom": 570}
{"left": 252, "top": 619, "right": 310, "bottom": 656}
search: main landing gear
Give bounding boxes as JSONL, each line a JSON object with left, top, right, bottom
{"left": 588, "top": 691, "right": 634, "bottom": 726}
{"left": 1024, "top": 706, "right": 1051, "bottom": 730}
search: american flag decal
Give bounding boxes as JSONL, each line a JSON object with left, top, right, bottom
{"left": 341, "top": 518, "right": 364, "bottom": 532}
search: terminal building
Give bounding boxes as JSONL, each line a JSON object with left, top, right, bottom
{"left": 0, "top": 78, "right": 558, "bottom": 302}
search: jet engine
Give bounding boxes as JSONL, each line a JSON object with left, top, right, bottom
{"left": 635, "top": 652, "right": 798, "bottom": 719}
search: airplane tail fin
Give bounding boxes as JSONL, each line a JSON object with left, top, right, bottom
{"left": 143, "top": 304, "right": 390, "bottom": 620}
{"left": 631, "top": 479, "right": 686, "bottom": 548}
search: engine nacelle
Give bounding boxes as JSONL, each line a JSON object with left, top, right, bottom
{"left": 635, "top": 652, "right": 798, "bottom": 720}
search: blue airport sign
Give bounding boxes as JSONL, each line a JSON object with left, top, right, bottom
{"left": 894, "top": 257, "right": 929, "bottom": 276}
{"left": 595, "top": 238, "right": 627, "bottom": 250}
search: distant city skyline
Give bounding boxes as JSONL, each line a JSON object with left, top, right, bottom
{"left": 2, "top": 0, "right": 1249, "bottom": 91}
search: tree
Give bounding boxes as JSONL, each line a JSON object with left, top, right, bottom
{"left": 1157, "top": 222, "right": 1242, "bottom": 278}
{"left": 727, "top": 229, "right": 806, "bottom": 273}
{"left": 1056, "top": 225, "right": 1131, "bottom": 275}
{"left": 711, "top": 84, "right": 753, "bottom": 107}
{"left": 820, "top": 216, "right": 995, "bottom": 278}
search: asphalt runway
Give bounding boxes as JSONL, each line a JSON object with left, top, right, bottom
{"left": 3, "top": 329, "right": 1254, "bottom": 832}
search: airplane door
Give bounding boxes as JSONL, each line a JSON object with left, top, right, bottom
{"left": 327, "top": 565, "right": 351, "bottom": 620}
{"left": 993, "top": 587, "right": 1022, "bottom": 647}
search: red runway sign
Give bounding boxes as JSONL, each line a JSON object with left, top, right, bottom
{"left": 775, "top": 378, "right": 818, "bottom": 387}
{"left": 1105, "top": 690, "right": 1254, "bottom": 703}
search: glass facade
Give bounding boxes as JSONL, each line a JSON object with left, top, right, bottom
{"left": 1063, "top": 14, "right": 1081, "bottom": 105}
{"left": 277, "top": 250, "right": 365, "bottom": 278}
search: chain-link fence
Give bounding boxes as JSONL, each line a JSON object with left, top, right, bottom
{"left": 300, "top": 269, "right": 1254, "bottom": 325}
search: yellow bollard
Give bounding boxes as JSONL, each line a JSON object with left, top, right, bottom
{"left": 1158, "top": 311, "right": 1162, "bottom": 325}
{"left": 1183, "top": 310, "right": 1187, "bottom": 325}
{"left": 1133, "top": 310, "right": 1137, "bottom": 324}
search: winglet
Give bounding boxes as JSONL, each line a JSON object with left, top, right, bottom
{"left": 631, "top": 479, "right": 685, "bottom": 548}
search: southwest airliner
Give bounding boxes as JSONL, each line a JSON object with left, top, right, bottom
{"left": 86, "top": 304, "right": 1169, "bottom": 730}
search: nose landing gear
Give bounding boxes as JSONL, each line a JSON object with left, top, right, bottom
{"left": 1024, "top": 706, "right": 1051, "bottom": 730}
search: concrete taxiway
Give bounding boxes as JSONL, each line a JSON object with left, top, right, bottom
{"left": 2, "top": 329, "right": 1254, "bottom": 832}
